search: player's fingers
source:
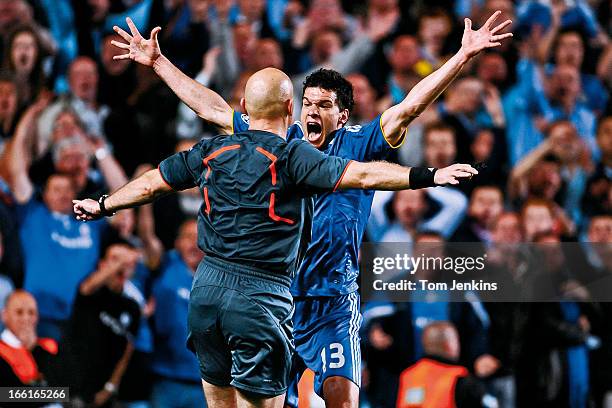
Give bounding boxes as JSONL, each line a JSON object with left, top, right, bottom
{"left": 491, "top": 32, "right": 513, "bottom": 42}
{"left": 150, "top": 26, "right": 161, "bottom": 42}
{"left": 126, "top": 17, "right": 142, "bottom": 38}
{"left": 484, "top": 10, "right": 501, "bottom": 30}
{"left": 491, "top": 19, "right": 512, "bottom": 34}
{"left": 113, "top": 54, "right": 132, "bottom": 60}
{"left": 487, "top": 42, "right": 502, "bottom": 48}
{"left": 464, "top": 18, "right": 472, "bottom": 32}
{"left": 110, "top": 40, "right": 130, "bottom": 50}
{"left": 113, "top": 25, "right": 132, "bottom": 42}
{"left": 448, "top": 177, "right": 460, "bottom": 185}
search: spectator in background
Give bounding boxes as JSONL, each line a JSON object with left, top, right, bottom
{"left": 364, "top": 234, "right": 490, "bottom": 408}
{"left": 0, "top": 290, "right": 59, "bottom": 387}
{"left": 236, "top": 0, "right": 274, "bottom": 39}
{"left": 346, "top": 73, "right": 378, "bottom": 126}
{"left": 97, "top": 33, "right": 137, "bottom": 109}
{"left": 521, "top": 198, "right": 572, "bottom": 242}
{"left": 542, "top": 64, "right": 598, "bottom": 155}
{"left": 251, "top": 38, "right": 284, "bottom": 72}
{"left": 510, "top": 120, "right": 590, "bottom": 226}
{"left": 0, "top": 73, "right": 18, "bottom": 146}
{"left": 176, "top": 47, "right": 221, "bottom": 140}
{"left": 153, "top": 139, "right": 202, "bottom": 250}
{"left": 518, "top": 234, "right": 594, "bottom": 408}
{"left": 584, "top": 215, "right": 612, "bottom": 408}
{"left": 291, "top": 0, "right": 357, "bottom": 50}
{"left": 417, "top": 8, "right": 454, "bottom": 68}
{"left": 479, "top": 211, "right": 530, "bottom": 408}
{"left": 476, "top": 51, "right": 509, "bottom": 91}
{"left": 2, "top": 99, "right": 107, "bottom": 341}
{"left": 2, "top": 25, "right": 47, "bottom": 108}
{"left": 0, "top": 0, "right": 56, "bottom": 60}
{"left": 504, "top": 58, "right": 598, "bottom": 165}
{"left": 369, "top": 122, "right": 468, "bottom": 242}
{"left": 452, "top": 185, "right": 504, "bottom": 244}
{"left": 379, "top": 35, "right": 427, "bottom": 110}
{"left": 147, "top": 0, "right": 210, "bottom": 78}
{"left": 396, "top": 322, "right": 493, "bottom": 408}
{"left": 517, "top": 0, "right": 608, "bottom": 46}
{"left": 111, "top": 164, "right": 164, "bottom": 408}
{"left": 62, "top": 238, "right": 141, "bottom": 407}
{"left": 536, "top": 24, "right": 609, "bottom": 115}
{"left": 0, "top": 230, "right": 15, "bottom": 311}
{"left": 583, "top": 116, "right": 612, "bottom": 218}
{"left": 151, "top": 219, "right": 206, "bottom": 408}
{"left": 438, "top": 77, "right": 505, "bottom": 155}
{"left": 0, "top": 189, "right": 23, "bottom": 289}
{"left": 360, "top": 0, "right": 406, "bottom": 91}
{"left": 37, "top": 56, "right": 109, "bottom": 152}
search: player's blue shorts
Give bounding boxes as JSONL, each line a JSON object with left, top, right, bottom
{"left": 286, "top": 292, "right": 362, "bottom": 407}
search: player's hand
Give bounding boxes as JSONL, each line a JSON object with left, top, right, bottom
{"left": 434, "top": 164, "right": 478, "bottom": 185}
{"left": 111, "top": 17, "right": 162, "bottom": 67}
{"left": 73, "top": 198, "right": 103, "bottom": 221}
{"left": 460, "top": 11, "right": 513, "bottom": 60}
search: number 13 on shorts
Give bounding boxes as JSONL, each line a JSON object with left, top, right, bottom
{"left": 321, "top": 343, "right": 345, "bottom": 373}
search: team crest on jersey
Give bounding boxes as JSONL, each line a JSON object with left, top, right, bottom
{"left": 241, "top": 114, "right": 250, "bottom": 125}
{"left": 344, "top": 125, "right": 362, "bottom": 133}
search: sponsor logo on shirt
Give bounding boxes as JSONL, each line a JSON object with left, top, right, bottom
{"left": 99, "top": 311, "right": 130, "bottom": 337}
{"left": 50, "top": 224, "right": 93, "bottom": 249}
{"left": 177, "top": 287, "right": 190, "bottom": 301}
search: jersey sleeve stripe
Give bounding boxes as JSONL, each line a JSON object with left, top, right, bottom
{"left": 333, "top": 160, "right": 354, "bottom": 192}
{"left": 379, "top": 111, "right": 408, "bottom": 149}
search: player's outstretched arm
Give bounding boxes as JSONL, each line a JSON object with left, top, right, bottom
{"left": 338, "top": 162, "right": 478, "bottom": 191}
{"left": 112, "top": 18, "right": 233, "bottom": 134}
{"left": 380, "top": 10, "right": 513, "bottom": 143}
{"left": 73, "top": 169, "right": 172, "bottom": 221}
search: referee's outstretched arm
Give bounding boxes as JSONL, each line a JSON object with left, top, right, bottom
{"left": 337, "top": 162, "right": 478, "bottom": 191}
{"left": 73, "top": 168, "right": 171, "bottom": 221}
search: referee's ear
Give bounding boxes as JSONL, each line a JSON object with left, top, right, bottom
{"left": 287, "top": 99, "right": 294, "bottom": 119}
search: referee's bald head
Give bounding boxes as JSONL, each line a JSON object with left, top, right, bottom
{"left": 242, "top": 68, "right": 293, "bottom": 121}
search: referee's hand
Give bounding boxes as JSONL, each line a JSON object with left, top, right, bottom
{"left": 73, "top": 199, "right": 102, "bottom": 221}
{"left": 434, "top": 164, "right": 478, "bottom": 185}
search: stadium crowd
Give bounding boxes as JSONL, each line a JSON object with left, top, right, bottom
{"left": 0, "top": 0, "right": 610, "bottom": 407}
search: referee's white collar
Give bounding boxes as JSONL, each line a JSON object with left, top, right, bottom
{"left": 1, "top": 328, "right": 22, "bottom": 348}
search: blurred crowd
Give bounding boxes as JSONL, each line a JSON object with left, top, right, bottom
{"left": 0, "top": 0, "right": 610, "bottom": 407}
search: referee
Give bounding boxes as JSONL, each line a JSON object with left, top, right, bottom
{"left": 73, "top": 67, "right": 477, "bottom": 408}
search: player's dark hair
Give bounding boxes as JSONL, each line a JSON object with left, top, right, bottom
{"left": 303, "top": 68, "right": 354, "bottom": 112}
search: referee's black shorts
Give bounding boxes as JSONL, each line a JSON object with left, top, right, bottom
{"left": 187, "top": 256, "right": 295, "bottom": 397}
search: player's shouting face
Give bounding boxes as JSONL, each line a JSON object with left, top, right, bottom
{"left": 301, "top": 69, "right": 353, "bottom": 149}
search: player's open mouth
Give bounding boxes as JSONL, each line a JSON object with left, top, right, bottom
{"left": 306, "top": 122, "right": 323, "bottom": 142}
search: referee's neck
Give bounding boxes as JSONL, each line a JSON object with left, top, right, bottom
{"left": 248, "top": 118, "right": 289, "bottom": 140}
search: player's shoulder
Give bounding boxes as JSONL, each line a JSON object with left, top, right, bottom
{"left": 288, "top": 121, "right": 304, "bottom": 141}
{"left": 338, "top": 114, "right": 383, "bottom": 137}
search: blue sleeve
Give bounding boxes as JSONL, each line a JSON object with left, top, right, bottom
{"left": 287, "top": 140, "right": 351, "bottom": 193}
{"left": 158, "top": 139, "right": 208, "bottom": 190}
{"left": 232, "top": 110, "right": 250, "bottom": 133}
{"left": 343, "top": 114, "right": 402, "bottom": 161}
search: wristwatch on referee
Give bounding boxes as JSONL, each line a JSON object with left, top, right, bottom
{"left": 98, "top": 194, "right": 115, "bottom": 217}
{"left": 104, "top": 382, "right": 117, "bottom": 394}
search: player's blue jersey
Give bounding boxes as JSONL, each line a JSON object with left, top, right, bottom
{"left": 233, "top": 111, "right": 401, "bottom": 296}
